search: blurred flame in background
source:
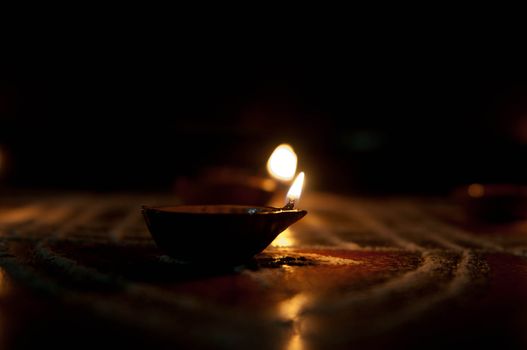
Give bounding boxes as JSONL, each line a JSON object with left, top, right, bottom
{"left": 267, "top": 144, "right": 297, "bottom": 181}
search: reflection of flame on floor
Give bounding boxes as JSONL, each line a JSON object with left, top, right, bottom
{"left": 280, "top": 293, "right": 308, "bottom": 320}
{"left": 279, "top": 293, "right": 310, "bottom": 350}
{"left": 271, "top": 228, "right": 296, "bottom": 248}
{"left": 286, "top": 334, "right": 303, "bottom": 350}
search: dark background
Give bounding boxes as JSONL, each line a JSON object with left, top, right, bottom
{"left": 1, "top": 44, "right": 527, "bottom": 194}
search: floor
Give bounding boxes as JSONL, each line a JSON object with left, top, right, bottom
{"left": 0, "top": 192, "right": 526, "bottom": 349}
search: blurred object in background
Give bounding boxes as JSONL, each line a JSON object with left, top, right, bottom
{"left": 174, "top": 167, "right": 277, "bottom": 205}
{"left": 174, "top": 144, "right": 297, "bottom": 205}
{"left": 0, "top": 144, "right": 10, "bottom": 184}
{"left": 453, "top": 184, "right": 527, "bottom": 222}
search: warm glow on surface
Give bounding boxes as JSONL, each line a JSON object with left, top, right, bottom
{"left": 279, "top": 293, "right": 309, "bottom": 320}
{"left": 279, "top": 293, "right": 309, "bottom": 350}
{"left": 267, "top": 144, "right": 297, "bottom": 181}
{"left": 286, "top": 172, "right": 305, "bottom": 202}
{"left": 271, "top": 228, "right": 296, "bottom": 247}
{"left": 286, "top": 334, "right": 303, "bottom": 350}
{"left": 468, "top": 183, "right": 485, "bottom": 198}
{"left": 0, "top": 205, "right": 43, "bottom": 225}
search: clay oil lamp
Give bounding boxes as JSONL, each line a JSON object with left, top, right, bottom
{"left": 143, "top": 172, "right": 307, "bottom": 264}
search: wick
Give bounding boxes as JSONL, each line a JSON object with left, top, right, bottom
{"left": 283, "top": 198, "right": 296, "bottom": 210}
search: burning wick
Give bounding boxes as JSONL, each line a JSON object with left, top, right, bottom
{"left": 284, "top": 172, "right": 305, "bottom": 209}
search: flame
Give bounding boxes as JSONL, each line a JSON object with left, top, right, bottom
{"left": 267, "top": 144, "right": 297, "bottom": 181}
{"left": 286, "top": 172, "right": 305, "bottom": 203}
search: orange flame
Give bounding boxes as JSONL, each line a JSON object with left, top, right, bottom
{"left": 286, "top": 172, "right": 305, "bottom": 203}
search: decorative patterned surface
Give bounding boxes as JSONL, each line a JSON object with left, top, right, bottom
{"left": 0, "top": 192, "right": 526, "bottom": 349}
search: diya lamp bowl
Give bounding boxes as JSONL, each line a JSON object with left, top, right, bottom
{"left": 146, "top": 171, "right": 307, "bottom": 264}
{"left": 156, "top": 146, "right": 305, "bottom": 263}
{"left": 142, "top": 205, "right": 307, "bottom": 264}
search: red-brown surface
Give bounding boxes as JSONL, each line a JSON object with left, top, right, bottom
{"left": 0, "top": 193, "right": 526, "bottom": 349}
